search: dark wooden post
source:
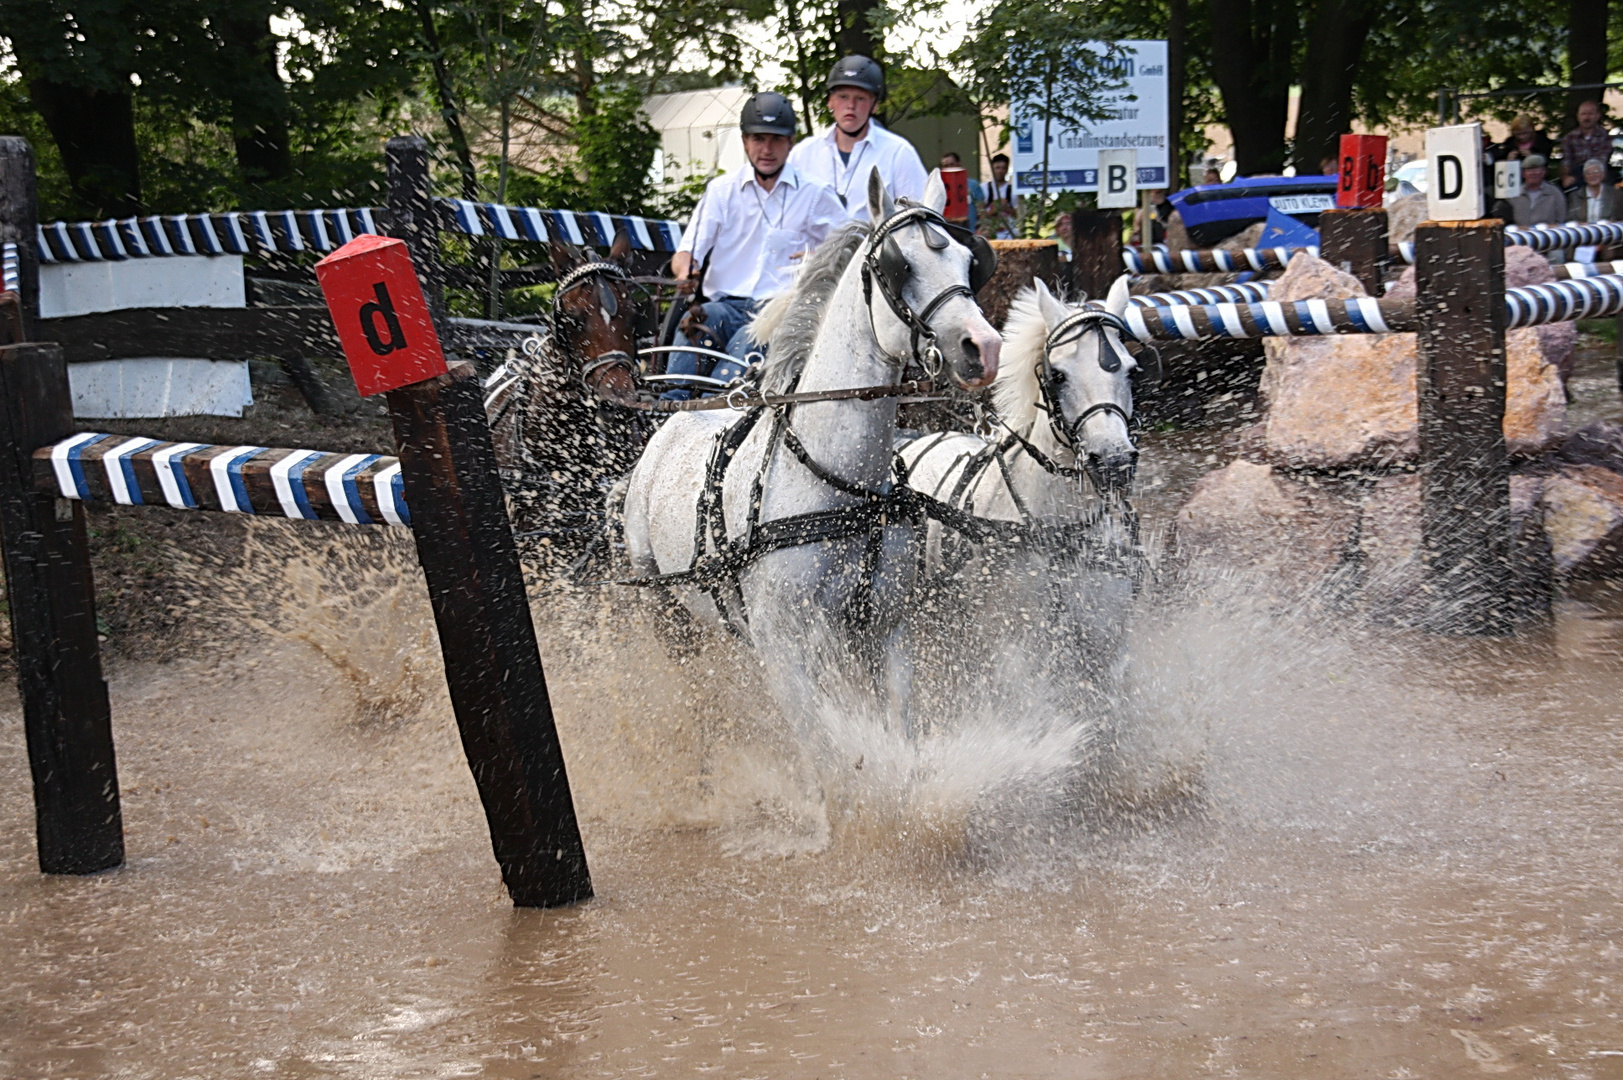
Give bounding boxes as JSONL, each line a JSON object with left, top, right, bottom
{"left": 0, "top": 340, "right": 123, "bottom": 873}
{"left": 980, "top": 239, "right": 1061, "bottom": 327}
{"left": 384, "top": 141, "right": 591, "bottom": 908}
{"left": 1319, "top": 207, "right": 1389, "bottom": 295}
{"left": 0, "top": 138, "right": 42, "bottom": 337}
{"left": 385, "top": 136, "right": 447, "bottom": 331}
{"left": 1069, "top": 209, "right": 1124, "bottom": 301}
{"left": 1414, "top": 219, "right": 1514, "bottom": 635}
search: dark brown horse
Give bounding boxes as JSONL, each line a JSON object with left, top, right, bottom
{"left": 486, "top": 232, "right": 655, "bottom": 549}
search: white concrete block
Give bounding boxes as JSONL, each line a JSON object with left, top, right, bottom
{"left": 41, "top": 255, "right": 245, "bottom": 318}
{"left": 69, "top": 358, "right": 255, "bottom": 419}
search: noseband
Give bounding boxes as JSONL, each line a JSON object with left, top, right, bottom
{"left": 860, "top": 205, "right": 977, "bottom": 377}
{"left": 552, "top": 261, "right": 636, "bottom": 388}
{"left": 1037, "top": 308, "right": 1137, "bottom": 453}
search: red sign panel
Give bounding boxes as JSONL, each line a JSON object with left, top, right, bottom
{"left": 940, "top": 167, "right": 970, "bottom": 222}
{"left": 314, "top": 234, "right": 448, "bottom": 396}
{"left": 1336, "top": 134, "right": 1388, "bottom": 208}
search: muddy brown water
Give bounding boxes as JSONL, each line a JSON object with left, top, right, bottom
{"left": 4, "top": 340, "right": 1623, "bottom": 1079}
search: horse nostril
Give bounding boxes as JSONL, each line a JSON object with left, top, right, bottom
{"left": 960, "top": 336, "right": 981, "bottom": 364}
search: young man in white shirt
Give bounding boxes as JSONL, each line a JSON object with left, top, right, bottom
{"left": 785, "top": 55, "right": 928, "bottom": 221}
{"left": 665, "top": 92, "right": 845, "bottom": 399}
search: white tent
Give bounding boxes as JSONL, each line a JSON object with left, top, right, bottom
{"left": 644, "top": 87, "right": 752, "bottom": 188}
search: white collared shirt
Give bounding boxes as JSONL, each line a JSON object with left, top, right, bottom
{"left": 676, "top": 163, "right": 845, "bottom": 300}
{"left": 786, "top": 118, "right": 928, "bottom": 221}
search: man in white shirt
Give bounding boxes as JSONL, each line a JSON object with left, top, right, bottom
{"left": 666, "top": 92, "right": 844, "bottom": 398}
{"left": 786, "top": 55, "right": 928, "bottom": 221}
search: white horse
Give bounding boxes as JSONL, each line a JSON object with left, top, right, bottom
{"left": 621, "top": 170, "right": 1002, "bottom": 731}
{"left": 896, "top": 277, "right": 1143, "bottom": 694}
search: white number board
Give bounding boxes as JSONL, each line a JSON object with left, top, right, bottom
{"left": 1493, "top": 159, "right": 1523, "bottom": 200}
{"left": 1096, "top": 149, "right": 1138, "bottom": 208}
{"left": 1426, "top": 123, "right": 1485, "bottom": 221}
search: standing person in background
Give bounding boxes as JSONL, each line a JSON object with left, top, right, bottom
{"left": 1493, "top": 115, "right": 1555, "bottom": 164}
{"left": 1566, "top": 159, "right": 1623, "bottom": 222}
{"left": 940, "top": 151, "right": 981, "bottom": 231}
{"left": 1560, "top": 102, "right": 1613, "bottom": 189}
{"left": 786, "top": 55, "right": 927, "bottom": 222}
{"left": 1493, "top": 153, "right": 1568, "bottom": 260}
{"left": 981, "top": 152, "right": 1017, "bottom": 238}
{"left": 1201, "top": 166, "right": 1222, "bottom": 185}
{"left": 1134, "top": 189, "right": 1173, "bottom": 245}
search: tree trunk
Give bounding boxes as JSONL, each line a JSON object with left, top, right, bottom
{"left": 26, "top": 78, "right": 142, "bottom": 218}
{"left": 214, "top": 4, "right": 292, "bottom": 185}
{"left": 409, "top": 0, "right": 479, "bottom": 201}
{"left": 1167, "top": 0, "right": 1187, "bottom": 189}
{"left": 1292, "top": 0, "right": 1379, "bottom": 175}
{"left": 1566, "top": 0, "right": 1609, "bottom": 126}
{"left": 1207, "top": 0, "right": 1298, "bottom": 175}
{"left": 834, "top": 0, "right": 881, "bottom": 59}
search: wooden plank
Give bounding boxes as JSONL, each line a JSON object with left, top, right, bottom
{"left": 0, "top": 342, "right": 123, "bottom": 873}
{"left": 385, "top": 364, "right": 591, "bottom": 907}
{"left": 1069, "top": 210, "right": 1124, "bottom": 301}
{"left": 1414, "top": 219, "right": 1515, "bottom": 634}
{"left": 1318, "top": 208, "right": 1389, "bottom": 296}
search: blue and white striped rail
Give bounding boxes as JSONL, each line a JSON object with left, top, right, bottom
{"left": 439, "top": 199, "right": 684, "bottom": 252}
{"left": 38, "top": 435, "right": 409, "bottom": 527}
{"left": 36, "top": 208, "right": 381, "bottom": 263}
{"left": 1505, "top": 222, "right": 1623, "bottom": 252}
{"left": 2, "top": 241, "right": 17, "bottom": 292}
{"left": 1130, "top": 282, "right": 1271, "bottom": 308}
{"left": 1122, "top": 245, "right": 1316, "bottom": 274}
{"left": 1111, "top": 272, "right": 1623, "bottom": 340}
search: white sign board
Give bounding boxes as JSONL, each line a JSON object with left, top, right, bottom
{"left": 1096, "top": 149, "right": 1138, "bottom": 208}
{"left": 1493, "top": 159, "right": 1523, "bottom": 200}
{"left": 1426, "top": 123, "right": 1485, "bottom": 221}
{"left": 1011, "top": 40, "right": 1168, "bottom": 194}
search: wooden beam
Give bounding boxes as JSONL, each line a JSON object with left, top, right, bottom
{"left": 1069, "top": 210, "right": 1124, "bottom": 301}
{"left": 0, "top": 342, "right": 122, "bottom": 874}
{"left": 1415, "top": 219, "right": 1514, "bottom": 634}
{"left": 0, "top": 137, "right": 41, "bottom": 336}
{"left": 1318, "top": 207, "right": 1389, "bottom": 296}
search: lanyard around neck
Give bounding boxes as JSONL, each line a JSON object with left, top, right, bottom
{"left": 834, "top": 138, "right": 870, "bottom": 205}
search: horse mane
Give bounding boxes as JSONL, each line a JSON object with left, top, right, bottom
{"left": 992, "top": 284, "right": 1054, "bottom": 433}
{"left": 752, "top": 221, "right": 872, "bottom": 394}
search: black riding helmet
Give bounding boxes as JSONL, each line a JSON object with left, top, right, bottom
{"left": 739, "top": 92, "right": 797, "bottom": 137}
{"left": 827, "top": 55, "right": 884, "bottom": 98}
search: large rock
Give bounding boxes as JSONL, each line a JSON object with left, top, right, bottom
{"left": 1259, "top": 254, "right": 1564, "bottom": 467}
{"left": 1385, "top": 193, "right": 1429, "bottom": 245}
{"left": 1541, "top": 464, "right": 1623, "bottom": 577}
{"left": 1174, "top": 460, "right": 1357, "bottom": 593}
{"left": 1386, "top": 249, "right": 1577, "bottom": 377}
{"left": 1559, "top": 420, "right": 1623, "bottom": 473}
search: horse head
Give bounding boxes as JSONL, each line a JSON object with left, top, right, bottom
{"left": 864, "top": 170, "right": 1001, "bottom": 389}
{"left": 1028, "top": 277, "right": 1139, "bottom": 495}
{"left": 550, "top": 231, "right": 640, "bottom": 406}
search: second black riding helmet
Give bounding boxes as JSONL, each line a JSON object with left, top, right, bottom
{"left": 827, "top": 55, "right": 884, "bottom": 97}
{"left": 739, "top": 92, "right": 798, "bottom": 136}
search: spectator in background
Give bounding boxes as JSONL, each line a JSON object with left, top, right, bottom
{"left": 1493, "top": 114, "right": 1555, "bottom": 164}
{"left": 1202, "top": 166, "right": 1222, "bottom": 185}
{"left": 981, "top": 152, "right": 1017, "bottom": 238}
{"left": 1567, "top": 158, "right": 1623, "bottom": 222}
{"left": 1560, "top": 101, "right": 1613, "bottom": 189}
{"left": 940, "top": 151, "right": 981, "bottom": 231}
{"left": 1134, "top": 189, "right": 1173, "bottom": 245}
{"left": 1319, "top": 155, "right": 1337, "bottom": 178}
{"left": 1495, "top": 154, "right": 1568, "bottom": 258}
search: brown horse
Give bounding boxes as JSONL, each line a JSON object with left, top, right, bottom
{"left": 486, "top": 232, "right": 655, "bottom": 549}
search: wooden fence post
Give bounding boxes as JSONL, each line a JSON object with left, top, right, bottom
{"left": 1319, "top": 207, "right": 1389, "bottom": 296}
{"left": 1069, "top": 209, "right": 1124, "bottom": 300}
{"left": 385, "top": 136, "right": 447, "bottom": 331}
{"left": 1415, "top": 219, "right": 1513, "bottom": 635}
{"left": 0, "top": 137, "right": 41, "bottom": 337}
{"left": 0, "top": 339, "right": 123, "bottom": 873}
{"left": 382, "top": 139, "right": 592, "bottom": 907}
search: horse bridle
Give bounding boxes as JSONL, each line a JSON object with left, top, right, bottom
{"left": 860, "top": 204, "right": 979, "bottom": 378}
{"left": 552, "top": 260, "right": 637, "bottom": 388}
{"left": 1035, "top": 308, "right": 1139, "bottom": 453}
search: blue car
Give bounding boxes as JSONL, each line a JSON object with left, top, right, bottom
{"left": 1170, "top": 175, "right": 1338, "bottom": 246}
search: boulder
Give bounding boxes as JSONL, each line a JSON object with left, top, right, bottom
{"left": 1386, "top": 250, "right": 1577, "bottom": 377}
{"left": 1540, "top": 464, "right": 1623, "bottom": 577}
{"left": 1260, "top": 256, "right": 1563, "bottom": 468}
{"left": 1385, "top": 193, "right": 1429, "bottom": 245}
{"left": 1559, "top": 420, "right": 1623, "bottom": 474}
{"left": 1174, "top": 460, "right": 1356, "bottom": 593}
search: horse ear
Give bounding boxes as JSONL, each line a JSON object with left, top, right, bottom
{"left": 1033, "top": 278, "right": 1068, "bottom": 327}
{"left": 867, "top": 169, "right": 895, "bottom": 223}
{"left": 922, "top": 168, "right": 947, "bottom": 213}
{"left": 608, "top": 228, "right": 632, "bottom": 264}
{"left": 1105, "top": 274, "right": 1131, "bottom": 317}
{"left": 550, "top": 240, "right": 583, "bottom": 274}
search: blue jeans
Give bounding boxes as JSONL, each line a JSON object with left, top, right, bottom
{"left": 662, "top": 296, "right": 765, "bottom": 400}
